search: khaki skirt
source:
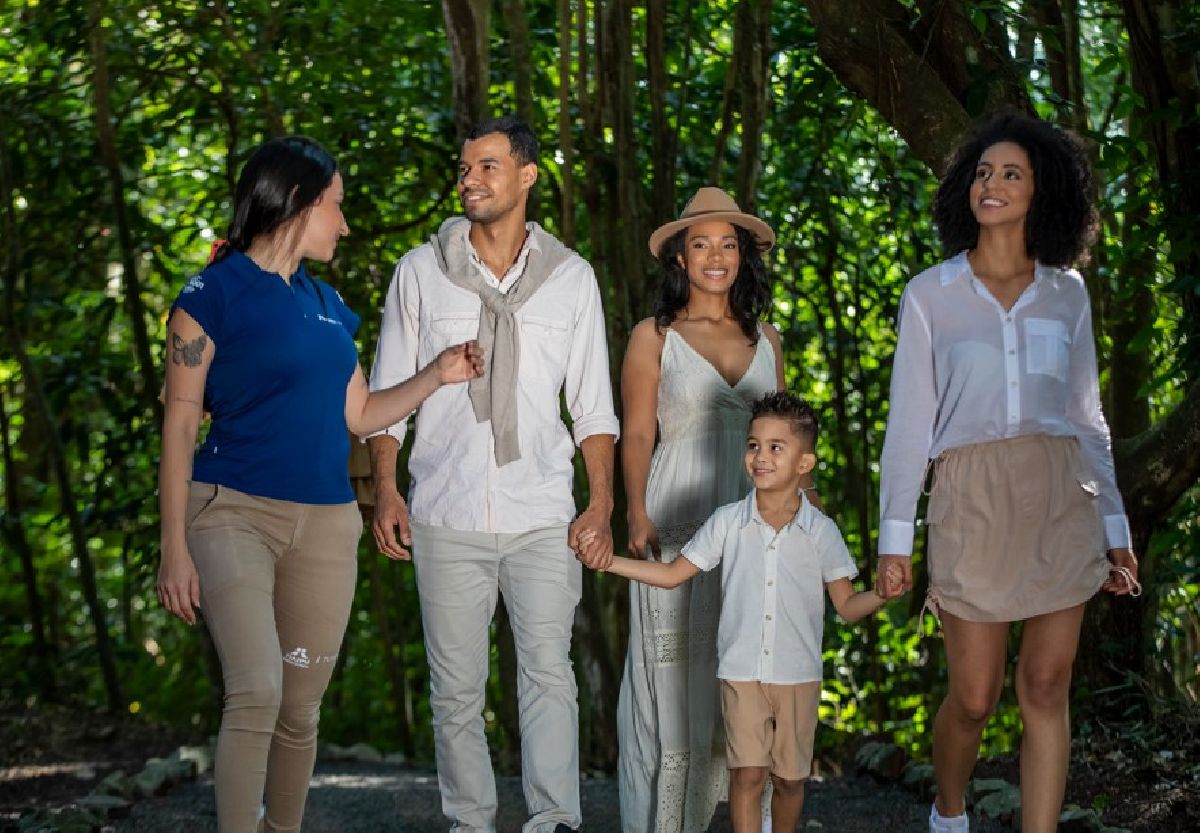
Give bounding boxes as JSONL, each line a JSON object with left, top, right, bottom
{"left": 926, "top": 433, "right": 1110, "bottom": 623}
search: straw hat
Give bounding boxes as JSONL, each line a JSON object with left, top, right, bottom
{"left": 647, "top": 187, "right": 775, "bottom": 256}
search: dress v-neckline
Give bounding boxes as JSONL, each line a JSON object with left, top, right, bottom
{"left": 667, "top": 327, "right": 760, "bottom": 389}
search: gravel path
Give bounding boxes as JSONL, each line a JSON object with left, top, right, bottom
{"left": 114, "top": 761, "right": 1011, "bottom": 832}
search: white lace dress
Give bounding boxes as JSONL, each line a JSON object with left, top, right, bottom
{"left": 617, "top": 327, "right": 777, "bottom": 833}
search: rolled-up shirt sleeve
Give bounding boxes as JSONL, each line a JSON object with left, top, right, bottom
{"left": 1066, "top": 293, "right": 1131, "bottom": 549}
{"left": 879, "top": 287, "right": 938, "bottom": 556}
{"left": 367, "top": 259, "right": 421, "bottom": 444}
{"left": 563, "top": 262, "right": 620, "bottom": 445}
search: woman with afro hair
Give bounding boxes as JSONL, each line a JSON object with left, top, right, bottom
{"left": 875, "top": 113, "right": 1140, "bottom": 833}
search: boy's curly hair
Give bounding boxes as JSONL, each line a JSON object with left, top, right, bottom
{"left": 933, "top": 112, "right": 1098, "bottom": 267}
{"left": 750, "top": 391, "right": 819, "bottom": 448}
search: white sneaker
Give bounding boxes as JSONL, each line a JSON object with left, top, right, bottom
{"left": 929, "top": 804, "right": 969, "bottom": 832}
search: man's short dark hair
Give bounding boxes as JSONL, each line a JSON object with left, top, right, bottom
{"left": 750, "top": 391, "right": 819, "bottom": 448}
{"left": 466, "top": 115, "right": 538, "bottom": 167}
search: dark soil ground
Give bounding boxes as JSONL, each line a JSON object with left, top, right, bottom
{"left": 0, "top": 702, "right": 202, "bottom": 823}
{"left": 1, "top": 700, "right": 1196, "bottom": 831}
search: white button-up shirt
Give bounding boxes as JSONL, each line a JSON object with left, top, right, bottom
{"left": 368, "top": 223, "right": 619, "bottom": 533}
{"left": 879, "top": 252, "right": 1131, "bottom": 556}
{"left": 681, "top": 491, "right": 858, "bottom": 684}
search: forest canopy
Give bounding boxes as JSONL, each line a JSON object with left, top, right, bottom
{"left": 1, "top": 0, "right": 1197, "bottom": 769}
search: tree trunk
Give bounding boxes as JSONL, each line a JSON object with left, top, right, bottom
{"left": 442, "top": 0, "right": 492, "bottom": 141}
{"left": 1030, "top": 0, "right": 1089, "bottom": 131}
{"left": 732, "top": 0, "right": 774, "bottom": 208}
{"left": 1121, "top": 0, "right": 1200, "bottom": 366}
{"left": 557, "top": 0, "right": 577, "bottom": 248}
{"left": 0, "top": 384, "right": 56, "bottom": 701}
{"left": 807, "top": 0, "right": 1031, "bottom": 173}
{"left": 87, "top": 0, "right": 161, "bottom": 423}
{"left": 646, "top": 0, "right": 675, "bottom": 226}
{"left": 501, "top": 0, "right": 535, "bottom": 129}
{"left": 0, "top": 110, "right": 124, "bottom": 711}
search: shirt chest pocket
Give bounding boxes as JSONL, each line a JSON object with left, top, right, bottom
{"left": 428, "top": 313, "right": 479, "bottom": 352}
{"left": 520, "top": 314, "right": 571, "bottom": 379}
{"left": 1024, "top": 317, "right": 1070, "bottom": 383}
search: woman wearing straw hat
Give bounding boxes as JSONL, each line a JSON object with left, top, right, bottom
{"left": 617, "top": 187, "right": 814, "bottom": 832}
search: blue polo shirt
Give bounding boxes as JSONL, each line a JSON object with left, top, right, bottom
{"left": 171, "top": 250, "right": 361, "bottom": 504}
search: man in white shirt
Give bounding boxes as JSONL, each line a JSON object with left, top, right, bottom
{"left": 367, "top": 115, "right": 618, "bottom": 833}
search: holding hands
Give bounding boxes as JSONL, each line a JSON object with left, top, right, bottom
{"left": 876, "top": 554, "right": 912, "bottom": 600}
{"left": 1103, "top": 548, "right": 1141, "bottom": 596}
{"left": 570, "top": 511, "right": 614, "bottom": 571}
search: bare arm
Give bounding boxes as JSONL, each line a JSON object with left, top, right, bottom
{"left": 157, "top": 309, "right": 213, "bottom": 625}
{"left": 368, "top": 433, "right": 413, "bottom": 560}
{"left": 570, "top": 432, "right": 616, "bottom": 569}
{"left": 604, "top": 553, "right": 701, "bottom": 589}
{"left": 621, "top": 319, "right": 664, "bottom": 558}
{"left": 345, "top": 342, "right": 483, "bottom": 438}
{"left": 825, "top": 576, "right": 886, "bottom": 623}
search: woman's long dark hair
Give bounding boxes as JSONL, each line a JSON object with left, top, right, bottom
{"left": 933, "top": 112, "right": 1097, "bottom": 267}
{"left": 212, "top": 136, "right": 338, "bottom": 263}
{"left": 652, "top": 224, "right": 770, "bottom": 342}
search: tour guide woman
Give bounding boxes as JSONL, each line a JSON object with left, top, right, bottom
{"left": 157, "top": 136, "right": 482, "bottom": 832}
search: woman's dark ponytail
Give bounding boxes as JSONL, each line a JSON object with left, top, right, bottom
{"left": 214, "top": 136, "right": 337, "bottom": 263}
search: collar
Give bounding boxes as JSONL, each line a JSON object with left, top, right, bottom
{"left": 226, "top": 248, "right": 312, "bottom": 291}
{"left": 939, "top": 250, "right": 1062, "bottom": 291}
{"left": 463, "top": 221, "right": 541, "bottom": 286}
{"left": 737, "top": 489, "right": 817, "bottom": 533}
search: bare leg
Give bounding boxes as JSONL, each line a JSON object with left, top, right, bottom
{"left": 768, "top": 775, "right": 805, "bottom": 832}
{"left": 932, "top": 613, "right": 1009, "bottom": 817}
{"left": 1015, "top": 604, "right": 1085, "bottom": 833}
{"left": 729, "top": 767, "right": 769, "bottom": 833}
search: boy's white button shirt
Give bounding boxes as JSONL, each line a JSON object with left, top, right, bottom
{"left": 682, "top": 491, "right": 858, "bottom": 684}
{"left": 879, "top": 252, "right": 1131, "bottom": 556}
{"left": 368, "top": 222, "right": 619, "bottom": 533}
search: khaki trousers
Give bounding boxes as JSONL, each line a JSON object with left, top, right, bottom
{"left": 186, "top": 482, "right": 361, "bottom": 833}
{"left": 411, "top": 521, "right": 582, "bottom": 833}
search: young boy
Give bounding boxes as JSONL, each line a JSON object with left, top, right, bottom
{"left": 595, "top": 391, "right": 891, "bottom": 832}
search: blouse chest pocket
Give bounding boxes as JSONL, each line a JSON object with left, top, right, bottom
{"left": 1024, "top": 317, "right": 1070, "bottom": 383}
{"left": 520, "top": 313, "right": 571, "bottom": 379}
{"left": 427, "top": 313, "right": 479, "bottom": 351}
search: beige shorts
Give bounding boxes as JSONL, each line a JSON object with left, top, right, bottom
{"left": 926, "top": 433, "right": 1110, "bottom": 623}
{"left": 720, "top": 679, "right": 820, "bottom": 780}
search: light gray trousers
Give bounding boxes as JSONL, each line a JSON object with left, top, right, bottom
{"left": 411, "top": 521, "right": 582, "bottom": 833}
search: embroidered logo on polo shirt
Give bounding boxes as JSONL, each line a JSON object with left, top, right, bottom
{"left": 181, "top": 274, "right": 205, "bottom": 294}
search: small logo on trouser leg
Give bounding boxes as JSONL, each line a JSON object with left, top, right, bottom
{"left": 283, "top": 647, "right": 310, "bottom": 668}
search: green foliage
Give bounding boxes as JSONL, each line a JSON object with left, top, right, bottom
{"left": 0, "top": 0, "right": 1195, "bottom": 772}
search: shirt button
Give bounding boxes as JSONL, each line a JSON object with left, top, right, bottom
{"left": 764, "top": 649, "right": 770, "bottom": 655}
{"left": 767, "top": 580, "right": 774, "bottom": 587}
{"left": 765, "top": 614, "right": 772, "bottom": 621}
{"left": 1010, "top": 381, "right": 1018, "bottom": 387}
{"left": 1006, "top": 315, "right": 1013, "bottom": 323}
{"left": 768, "top": 544, "right": 776, "bottom": 551}
{"left": 1008, "top": 349, "right": 1016, "bottom": 355}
